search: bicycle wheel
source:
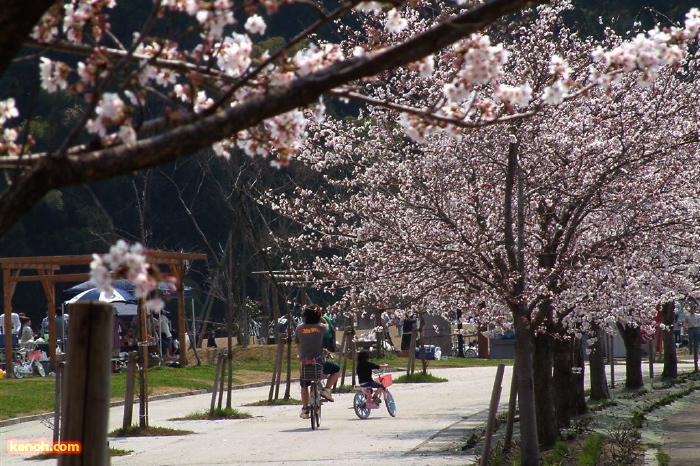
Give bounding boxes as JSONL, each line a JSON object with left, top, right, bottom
{"left": 13, "top": 364, "right": 24, "bottom": 379}
{"left": 385, "top": 391, "right": 397, "bottom": 417}
{"left": 353, "top": 392, "right": 371, "bottom": 419}
{"left": 35, "top": 361, "right": 46, "bottom": 377}
{"left": 312, "top": 399, "right": 321, "bottom": 429}
{"left": 465, "top": 348, "right": 477, "bottom": 358}
{"left": 309, "top": 388, "right": 318, "bottom": 429}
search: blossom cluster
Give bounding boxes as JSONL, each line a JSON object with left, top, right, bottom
{"left": 90, "top": 240, "right": 170, "bottom": 312}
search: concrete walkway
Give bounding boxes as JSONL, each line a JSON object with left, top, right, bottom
{"left": 2, "top": 364, "right": 698, "bottom": 465}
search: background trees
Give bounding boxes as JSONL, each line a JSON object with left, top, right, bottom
{"left": 263, "top": 3, "right": 700, "bottom": 453}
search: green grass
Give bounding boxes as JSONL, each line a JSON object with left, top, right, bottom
{"left": 175, "top": 407, "right": 253, "bottom": 420}
{"left": 542, "top": 439, "right": 569, "bottom": 465}
{"left": 1, "top": 344, "right": 505, "bottom": 420}
{"left": 110, "top": 425, "right": 194, "bottom": 437}
{"left": 656, "top": 450, "right": 670, "bottom": 466}
{"left": 394, "top": 372, "right": 448, "bottom": 383}
{"left": 244, "top": 398, "right": 302, "bottom": 406}
{"left": 578, "top": 433, "right": 603, "bottom": 466}
{"left": 26, "top": 447, "right": 133, "bottom": 460}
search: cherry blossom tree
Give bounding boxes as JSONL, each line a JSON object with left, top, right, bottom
{"left": 0, "top": 0, "right": 558, "bottom": 238}
{"left": 261, "top": 3, "right": 700, "bottom": 456}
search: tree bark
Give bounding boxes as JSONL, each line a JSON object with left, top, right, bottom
{"left": 533, "top": 331, "right": 558, "bottom": 447}
{"left": 552, "top": 337, "right": 572, "bottom": 429}
{"left": 513, "top": 308, "right": 539, "bottom": 465}
{"left": 660, "top": 301, "right": 678, "bottom": 380}
{"left": 588, "top": 326, "right": 610, "bottom": 400}
{"left": 569, "top": 337, "right": 587, "bottom": 415}
{"left": 617, "top": 322, "right": 644, "bottom": 389}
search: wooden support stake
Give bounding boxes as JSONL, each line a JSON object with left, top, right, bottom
{"left": 609, "top": 334, "right": 615, "bottom": 389}
{"left": 123, "top": 352, "right": 137, "bottom": 429}
{"left": 338, "top": 330, "right": 350, "bottom": 386}
{"left": 217, "top": 352, "right": 226, "bottom": 410}
{"left": 480, "top": 364, "right": 505, "bottom": 466}
{"left": 269, "top": 338, "right": 284, "bottom": 401}
{"left": 210, "top": 353, "right": 223, "bottom": 414}
{"left": 503, "top": 359, "right": 518, "bottom": 452}
{"left": 58, "top": 302, "right": 112, "bottom": 466}
{"left": 53, "top": 357, "right": 64, "bottom": 443}
{"left": 407, "top": 326, "right": 418, "bottom": 376}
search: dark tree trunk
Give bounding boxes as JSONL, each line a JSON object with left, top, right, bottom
{"left": 513, "top": 311, "right": 539, "bottom": 465}
{"left": 552, "top": 336, "right": 572, "bottom": 428}
{"left": 617, "top": 322, "right": 644, "bottom": 389}
{"left": 589, "top": 327, "right": 610, "bottom": 400}
{"left": 660, "top": 301, "right": 678, "bottom": 379}
{"left": 533, "top": 331, "right": 558, "bottom": 446}
{"left": 569, "top": 337, "right": 587, "bottom": 416}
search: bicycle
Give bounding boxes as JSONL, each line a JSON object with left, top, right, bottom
{"left": 13, "top": 342, "right": 46, "bottom": 379}
{"left": 300, "top": 359, "right": 326, "bottom": 429}
{"left": 353, "top": 370, "right": 397, "bottom": 419}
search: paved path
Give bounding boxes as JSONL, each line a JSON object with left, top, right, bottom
{"left": 1, "top": 366, "right": 510, "bottom": 465}
{"left": 2, "top": 364, "right": 698, "bottom": 465}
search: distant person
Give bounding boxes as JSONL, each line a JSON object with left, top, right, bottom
{"left": 158, "top": 311, "right": 172, "bottom": 357}
{"left": 171, "top": 330, "right": 180, "bottom": 357}
{"left": 18, "top": 316, "right": 34, "bottom": 344}
{"left": 400, "top": 313, "right": 417, "bottom": 351}
{"left": 207, "top": 331, "right": 217, "bottom": 348}
{"left": 0, "top": 310, "right": 21, "bottom": 335}
{"left": 55, "top": 308, "right": 68, "bottom": 352}
{"left": 682, "top": 307, "right": 700, "bottom": 352}
{"left": 41, "top": 307, "right": 50, "bottom": 338}
{"left": 321, "top": 311, "right": 336, "bottom": 352}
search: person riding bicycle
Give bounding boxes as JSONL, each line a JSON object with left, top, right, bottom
{"left": 356, "top": 350, "right": 388, "bottom": 404}
{"left": 295, "top": 304, "right": 341, "bottom": 419}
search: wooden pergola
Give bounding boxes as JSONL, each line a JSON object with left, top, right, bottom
{"left": 1, "top": 251, "right": 206, "bottom": 376}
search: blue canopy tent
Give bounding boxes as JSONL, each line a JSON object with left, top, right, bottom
{"left": 62, "top": 279, "right": 194, "bottom": 300}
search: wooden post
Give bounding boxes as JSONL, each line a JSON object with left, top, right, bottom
{"left": 138, "top": 303, "right": 150, "bottom": 427}
{"left": 338, "top": 329, "right": 350, "bottom": 386}
{"left": 503, "top": 358, "right": 518, "bottom": 451}
{"left": 122, "top": 352, "right": 138, "bottom": 429}
{"left": 53, "top": 357, "right": 65, "bottom": 443}
{"left": 210, "top": 353, "right": 223, "bottom": 413}
{"left": 609, "top": 334, "right": 615, "bottom": 388}
{"left": 3, "top": 268, "right": 15, "bottom": 377}
{"left": 269, "top": 338, "right": 284, "bottom": 401}
{"left": 480, "top": 364, "right": 505, "bottom": 466}
{"left": 58, "top": 302, "right": 112, "bottom": 466}
{"left": 407, "top": 326, "right": 418, "bottom": 376}
{"left": 351, "top": 340, "right": 358, "bottom": 387}
{"left": 284, "top": 315, "right": 293, "bottom": 400}
{"left": 217, "top": 351, "right": 226, "bottom": 410}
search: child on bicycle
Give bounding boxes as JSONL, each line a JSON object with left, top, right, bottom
{"left": 356, "top": 350, "right": 388, "bottom": 403}
{"left": 295, "top": 304, "right": 341, "bottom": 419}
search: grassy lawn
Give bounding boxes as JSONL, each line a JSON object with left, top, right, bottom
{"left": 1, "top": 343, "right": 508, "bottom": 420}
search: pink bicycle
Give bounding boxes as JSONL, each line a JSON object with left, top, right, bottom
{"left": 353, "top": 371, "right": 397, "bottom": 419}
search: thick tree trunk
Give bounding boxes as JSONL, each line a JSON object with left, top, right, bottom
{"left": 533, "top": 332, "right": 558, "bottom": 446}
{"left": 588, "top": 327, "right": 610, "bottom": 400}
{"left": 617, "top": 323, "right": 644, "bottom": 389}
{"left": 569, "top": 337, "right": 587, "bottom": 415}
{"left": 513, "top": 312, "right": 539, "bottom": 465}
{"left": 660, "top": 302, "right": 678, "bottom": 380}
{"left": 552, "top": 337, "right": 573, "bottom": 428}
